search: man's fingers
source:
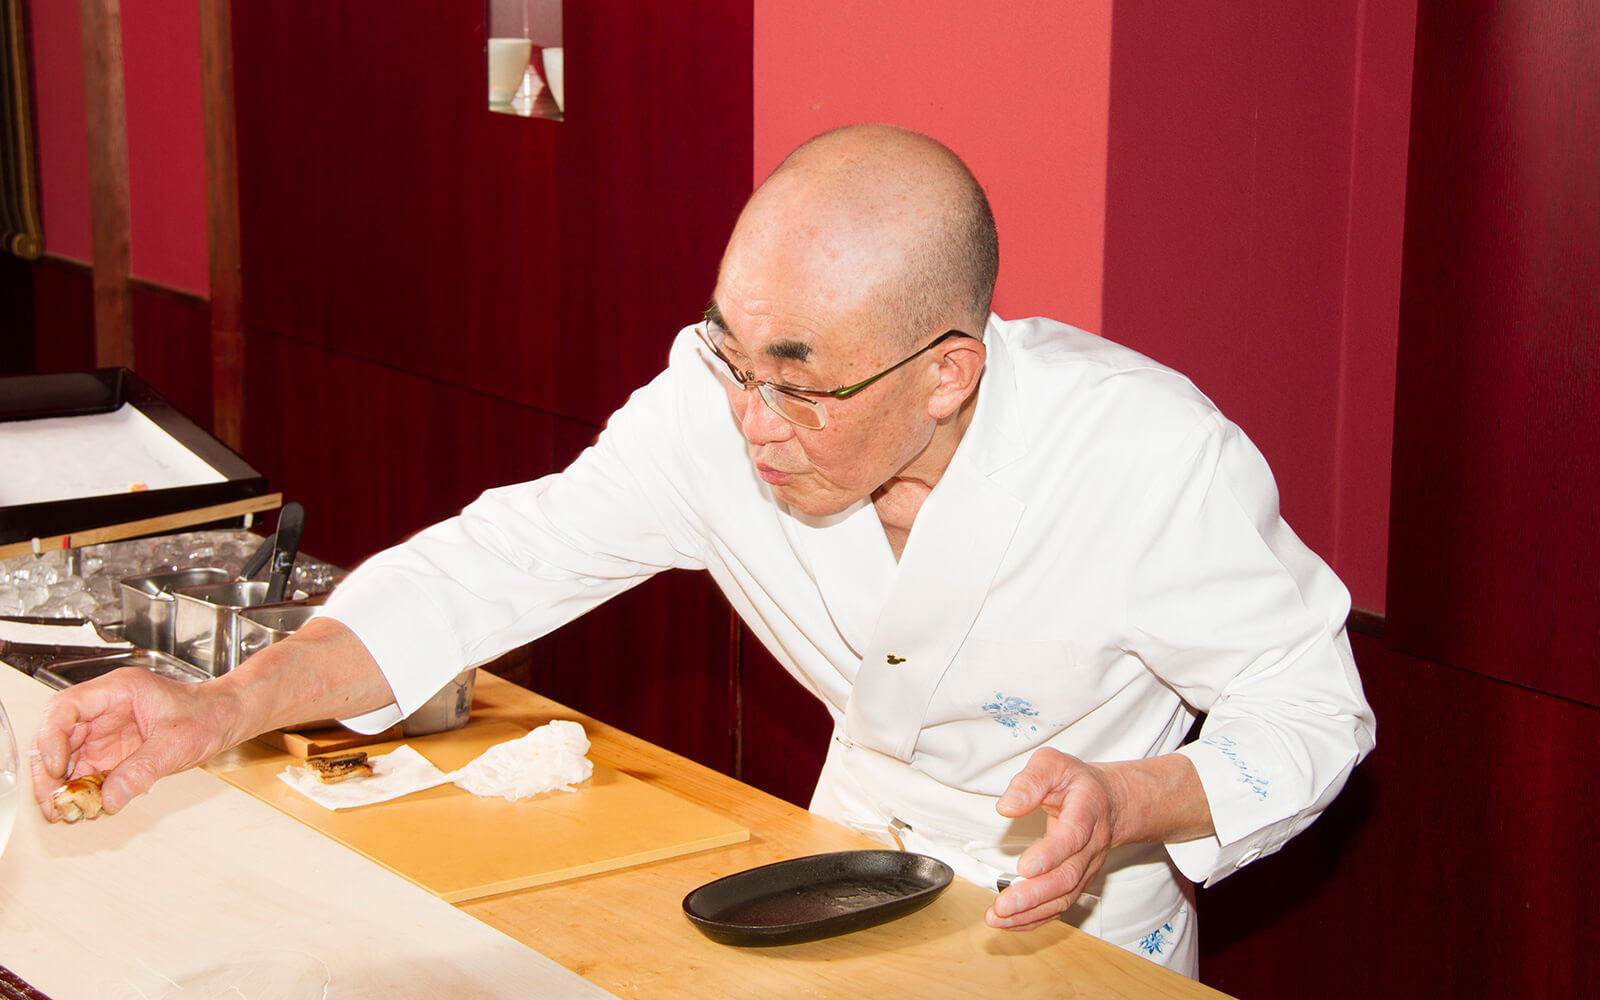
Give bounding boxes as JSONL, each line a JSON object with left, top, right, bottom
{"left": 996, "top": 747, "right": 1070, "bottom": 816}
{"left": 98, "top": 745, "right": 176, "bottom": 814}
{"left": 992, "top": 860, "right": 1080, "bottom": 918}
{"left": 30, "top": 699, "right": 85, "bottom": 791}
{"left": 986, "top": 904, "right": 1068, "bottom": 932}
{"left": 28, "top": 750, "right": 65, "bottom": 822}
{"left": 986, "top": 882, "right": 1073, "bottom": 929}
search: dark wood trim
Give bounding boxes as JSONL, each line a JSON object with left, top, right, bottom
{"left": 79, "top": 0, "right": 133, "bottom": 369}
{"left": 1347, "top": 607, "right": 1384, "bottom": 639}
{"left": 127, "top": 274, "right": 208, "bottom": 307}
{"left": 198, "top": 0, "right": 244, "bottom": 450}
{"left": 728, "top": 609, "right": 744, "bottom": 781}
{"left": 1, "top": 0, "right": 45, "bottom": 260}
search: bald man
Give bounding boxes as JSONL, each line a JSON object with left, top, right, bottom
{"left": 32, "top": 125, "right": 1373, "bottom": 977}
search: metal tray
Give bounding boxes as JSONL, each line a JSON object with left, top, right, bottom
{"left": 35, "top": 649, "right": 211, "bottom": 691}
{"left": 0, "top": 368, "right": 268, "bottom": 546}
{"left": 681, "top": 850, "right": 953, "bottom": 947}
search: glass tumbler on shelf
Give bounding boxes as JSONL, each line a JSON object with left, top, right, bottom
{"left": 0, "top": 699, "right": 18, "bottom": 858}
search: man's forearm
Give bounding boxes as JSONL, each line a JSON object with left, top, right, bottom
{"left": 210, "top": 616, "right": 398, "bottom": 746}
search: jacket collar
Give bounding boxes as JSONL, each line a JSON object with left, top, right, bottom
{"left": 791, "top": 317, "right": 1031, "bottom": 760}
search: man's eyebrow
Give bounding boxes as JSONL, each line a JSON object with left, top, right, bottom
{"left": 705, "top": 299, "right": 727, "bottom": 331}
{"left": 705, "top": 299, "right": 814, "bottom": 364}
{"left": 766, "top": 339, "right": 813, "bottom": 363}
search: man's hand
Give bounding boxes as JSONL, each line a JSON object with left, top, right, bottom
{"left": 986, "top": 748, "right": 1214, "bottom": 931}
{"left": 30, "top": 617, "right": 395, "bottom": 821}
{"left": 985, "top": 748, "right": 1120, "bottom": 929}
{"left": 31, "top": 667, "right": 243, "bottom": 820}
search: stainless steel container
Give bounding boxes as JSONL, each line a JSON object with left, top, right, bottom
{"left": 118, "top": 568, "right": 230, "bottom": 652}
{"left": 402, "top": 668, "right": 477, "bottom": 736}
{"left": 171, "top": 581, "right": 275, "bottom": 675}
{"left": 232, "top": 603, "right": 319, "bottom": 669}
{"left": 35, "top": 649, "right": 210, "bottom": 691}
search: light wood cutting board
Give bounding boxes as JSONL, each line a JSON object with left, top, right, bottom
{"left": 208, "top": 677, "right": 749, "bottom": 903}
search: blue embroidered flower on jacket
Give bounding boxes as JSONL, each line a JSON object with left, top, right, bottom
{"left": 981, "top": 694, "right": 1040, "bottom": 736}
{"left": 1138, "top": 921, "right": 1175, "bottom": 955}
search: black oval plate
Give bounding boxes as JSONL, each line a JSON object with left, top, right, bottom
{"left": 682, "top": 850, "right": 954, "bottom": 947}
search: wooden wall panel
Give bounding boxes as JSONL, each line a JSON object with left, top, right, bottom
{"left": 12, "top": 256, "right": 94, "bottom": 374}
{"left": 736, "top": 632, "right": 831, "bottom": 807}
{"left": 229, "top": 0, "right": 752, "bottom": 428}
{"left": 521, "top": 570, "right": 739, "bottom": 779}
{"left": 0, "top": 251, "right": 36, "bottom": 374}
{"left": 228, "top": 2, "right": 754, "bottom": 780}
{"left": 1198, "top": 630, "right": 1599, "bottom": 998}
{"left": 129, "top": 281, "right": 212, "bottom": 429}
{"left": 244, "top": 329, "right": 740, "bottom": 776}
{"left": 1385, "top": 0, "right": 1600, "bottom": 706}
{"left": 241, "top": 327, "right": 597, "bottom": 569}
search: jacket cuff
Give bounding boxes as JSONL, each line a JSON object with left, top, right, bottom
{"left": 314, "top": 566, "right": 466, "bottom": 734}
{"left": 1167, "top": 737, "right": 1291, "bottom": 885}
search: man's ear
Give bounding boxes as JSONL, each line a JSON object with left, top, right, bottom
{"left": 927, "top": 337, "right": 987, "bottom": 420}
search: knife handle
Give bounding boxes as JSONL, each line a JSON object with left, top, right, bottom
{"left": 265, "top": 502, "right": 305, "bottom": 602}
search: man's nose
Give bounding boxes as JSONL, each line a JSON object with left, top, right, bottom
{"left": 734, "top": 390, "right": 794, "bottom": 446}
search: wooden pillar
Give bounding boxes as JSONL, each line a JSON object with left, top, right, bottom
{"left": 79, "top": 0, "right": 133, "bottom": 369}
{"left": 198, "top": 0, "right": 243, "bottom": 450}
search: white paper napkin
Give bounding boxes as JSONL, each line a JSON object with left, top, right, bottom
{"left": 451, "top": 719, "right": 594, "bottom": 801}
{"left": 277, "top": 744, "right": 451, "bottom": 810}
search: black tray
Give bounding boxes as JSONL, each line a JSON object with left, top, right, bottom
{"left": 0, "top": 369, "right": 267, "bottom": 545}
{"left": 682, "top": 850, "right": 953, "bottom": 947}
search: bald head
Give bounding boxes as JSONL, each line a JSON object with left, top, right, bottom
{"left": 721, "top": 125, "right": 998, "bottom": 348}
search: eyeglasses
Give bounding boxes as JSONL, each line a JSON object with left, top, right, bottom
{"left": 695, "top": 313, "right": 971, "bottom": 430}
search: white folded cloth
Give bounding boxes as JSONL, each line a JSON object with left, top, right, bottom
{"left": 451, "top": 719, "right": 593, "bottom": 801}
{"left": 277, "top": 721, "right": 594, "bottom": 811}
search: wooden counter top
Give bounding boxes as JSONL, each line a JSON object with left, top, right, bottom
{"left": 0, "top": 664, "right": 611, "bottom": 999}
{"left": 3, "top": 665, "right": 1227, "bottom": 999}
{"left": 401, "top": 673, "right": 1228, "bottom": 999}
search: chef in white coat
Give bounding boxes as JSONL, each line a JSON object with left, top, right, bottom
{"left": 33, "top": 124, "right": 1374, "bottom": 978}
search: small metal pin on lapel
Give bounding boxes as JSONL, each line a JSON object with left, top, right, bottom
{"left": 886, "top": 653, "right": 906, "bottom": 665}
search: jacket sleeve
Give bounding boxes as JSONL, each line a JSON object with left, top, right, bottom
{"left": 318, "top": 330, "right": 716, "bottom": 732}
{"left": 1118, "top": 412, "right": 1376, "bottom": 886}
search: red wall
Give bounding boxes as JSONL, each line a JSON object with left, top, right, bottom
{"left": 1385, "top": 0, "right": 1600, "bottom": 707}
{"left": 755, "top": 1, "right": 1112, "bottom": 333}
{"left": 24, "top": 0, "right": 209, "bottom": 295}
{"left": 1101, "top": 2, "right": 1414, "bottom": 613}
{"left": 755, "top": 2, "right": 1412, "bottom": 615}
{"left": 120, "top": 0, "right": 208, "bottom": 296}
{"left": 25, "top": 0, "right": 91, "bottom": 264}
{"left": 29, "top": 1, "right": 1407, "bottom": 611}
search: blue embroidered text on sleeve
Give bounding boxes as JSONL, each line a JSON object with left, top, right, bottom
{"left": 981, "top": 694, "right": 1040, "bottom": 737}
{"left": 1200, "top": 735, "right": 1270, "bottom": 800}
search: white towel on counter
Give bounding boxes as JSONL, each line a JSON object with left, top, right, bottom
{"left": 451, "top": 719, "right": 593, "bottom": 801}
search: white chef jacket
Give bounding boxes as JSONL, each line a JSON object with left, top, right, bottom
{"left": 319, "top": 315, "right": 1375, "bottom": 972}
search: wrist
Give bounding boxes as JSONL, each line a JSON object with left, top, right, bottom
{"left": 1098, "top": 754, "right": 1215, "bottom": 848}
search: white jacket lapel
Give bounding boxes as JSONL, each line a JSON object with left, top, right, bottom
{"left": 844, "top": 319, "right": 1029, "bottom": 761}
